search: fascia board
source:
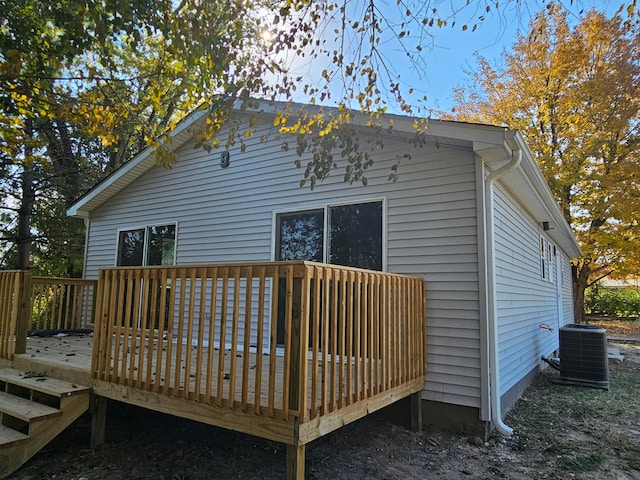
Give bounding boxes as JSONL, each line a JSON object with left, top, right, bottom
{"left": 66, "top": 149, "right": 152, "bottom": 218}
{"left": 245, "top": 99, "right": 510, "bottom": 142}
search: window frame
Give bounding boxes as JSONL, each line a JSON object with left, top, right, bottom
{"left": 540, "top": 236, "right": 555, "bottom": 283}
{"left": 272, "top": 198, "right": 387, "bottom": 271}
{"left": 116, "top": 222, "right": 178, "bottom": 267}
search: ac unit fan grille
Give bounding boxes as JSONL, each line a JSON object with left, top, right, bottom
{"left": 557, "top": 324, "right": 609, "bottom": 390}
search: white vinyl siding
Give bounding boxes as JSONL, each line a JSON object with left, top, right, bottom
{"left": 84, "top": 114, "right": 483, "bottom": 409}
{"left": 493, "top": 181, "right": 567, "bottom": 397}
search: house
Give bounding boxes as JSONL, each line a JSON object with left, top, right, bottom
{"left": 67, "top": 100, "right": 581, "bottom": 437}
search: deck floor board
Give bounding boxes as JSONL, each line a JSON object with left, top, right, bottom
{"left": 17, "top": 332, "right": 423, "bottom": 448}
{"left": 23, "top": 334, "right": 386, "bottom": 419}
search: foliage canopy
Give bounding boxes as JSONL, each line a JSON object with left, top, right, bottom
{"left": 1, "top": 0, "right": 639, "bottom": 275}
{"left": 451, "top": 3, "right": 640, "bottom": 320}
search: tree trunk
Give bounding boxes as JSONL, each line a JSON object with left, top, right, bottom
{"left": 46, "top": 122, "right": 82, "bottom": 206}
{"left": 16, "top": 163, "right": 35, "bottom": 270}
{"left": 572, "top": 263, "right": 591, "bottom": 323}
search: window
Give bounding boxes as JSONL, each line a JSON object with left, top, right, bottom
{"left": 275, "top": 200, "right": 383, "bottom": 270}
{"left": 274, "top": 200, "right": 383, "bottom": 347}
{"left": 276, "top": 210, "right": 324, "bottom": 262}
{"left": 118, "top": 228, "right": 145, "bottom": 266}
{"left": 328, "top": 202, "right": 383, "bottom": 270}
{"left": 540, "top": 237, "right": 555, "bottom": 282}
{"left": 117, "top": 224, "right": 176, "bottom": 266}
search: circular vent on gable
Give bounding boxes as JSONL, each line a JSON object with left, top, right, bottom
{"left": 220, "top": 151, "right": 230, "bottom": 168}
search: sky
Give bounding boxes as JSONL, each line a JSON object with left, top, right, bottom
{"left": 275, "top": 0, "right": 623, "bottom": 116}
{"left": 405, "top": 0, "right": 621, "bottom": 114}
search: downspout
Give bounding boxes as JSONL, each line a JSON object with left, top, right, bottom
{"left": 484, "top": 147, "right": 521, "bottom": 437}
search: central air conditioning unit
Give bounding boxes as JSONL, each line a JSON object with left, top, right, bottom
{"left": 554, "top": 323, "right": 609, "bottom": 390}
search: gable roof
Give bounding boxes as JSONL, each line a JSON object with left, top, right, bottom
{"left": 67, "top": 100, "right": 581, "bottom": 257}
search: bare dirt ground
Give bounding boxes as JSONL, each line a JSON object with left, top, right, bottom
{"left": 8, "top": 323, "right": 640, "bottom": 480}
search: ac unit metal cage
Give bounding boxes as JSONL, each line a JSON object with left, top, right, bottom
{"left": 555, "top": 323, "right": 609, "bottom": 390}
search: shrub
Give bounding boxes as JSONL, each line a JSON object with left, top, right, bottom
{"left": 585, "top": 286, "right": 640, "bottom": 317}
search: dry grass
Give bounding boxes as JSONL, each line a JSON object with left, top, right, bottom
{"left": 505, "top": 343, "right": 640, "bottom": 479}
{"left": 588, "top": 316, "right": 640, "bottom": 338}
{"left": 8, "top": 341, "right": 640, "bottom": 480}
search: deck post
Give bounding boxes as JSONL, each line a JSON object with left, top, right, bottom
{"left": 90, "top": 395, "right": 108, "bottom": 448}
{"left": 286, "top": 273, "right": 308, "bottom": 479}
{"left": 286, "top": 444, "right": 306, "bottom": 480}
{"left": 410, "top": 391, "right": 423, "bottom": 432}
{"left": 14, "top": 270, "right": 32, "bottom": 355}
{"left": 288, "top": 277, "right": 302, "bottom": 409}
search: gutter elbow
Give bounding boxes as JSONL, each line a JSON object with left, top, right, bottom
{"left": 487, "top": 149, "right": 522, "bottom": 185}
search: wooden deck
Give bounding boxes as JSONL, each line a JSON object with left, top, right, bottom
{"left": 17, "top": 332, "right": 423, "bottom": 445}
{"left": 1, "top": 262, "right": 426, "bottom": 479}
{"left": 12, "top": 334, "right": 93, "bottom": 384}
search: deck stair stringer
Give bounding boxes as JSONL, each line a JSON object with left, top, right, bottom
{"left": 0, "top": 368, "right": 90, "bottom": 478}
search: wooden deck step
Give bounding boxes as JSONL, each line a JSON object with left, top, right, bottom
{"left": 0, "top": 391, "right": 61, "bottom": 422}
{"left": 0, "top": 368, "right": 91, "bottom": 479}
{"left": 0, "top": 424, "right": 28, "bottom": 446}
{"left": 0, "top": 368, "right": 89, "bottom": 398}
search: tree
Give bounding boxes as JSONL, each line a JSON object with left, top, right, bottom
{"left": 2, "top": 0, "right": 638, "bottom": 275}
{"left": 450, "top": 4, "right": 640, "bottom": 321}
{"left": 0, "top": 0, "right": 277, "bottom": 272}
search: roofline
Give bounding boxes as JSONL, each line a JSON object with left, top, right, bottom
{"left": 67, "top": 100, "right": 513, "bottom": 218}
{"left": 67, "top": 100, "right": 581, "bottom": 259}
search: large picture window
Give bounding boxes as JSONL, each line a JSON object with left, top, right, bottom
{"left": 275, "top": 200, "right": 383, "bottom": 270}
{"left": 117, "top": 224, "right": 176, "bottom": 266}
{"left": 274, "top": 200, "right": 383, "bottom": 347}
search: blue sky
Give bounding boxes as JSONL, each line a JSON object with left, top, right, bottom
{"left": 409, "top": 0, "right": 620, "bottom": 113}
{"left": 275, "top": 1, "right": 623, "bottom": 115}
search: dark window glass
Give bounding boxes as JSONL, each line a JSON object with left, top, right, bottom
{"left": 276, "top": 210, "right": 324, "bottom": 262}
{"left": 146, "top": 225, "right": 176, "bottom": 265}
{"left": 274, "top": 202, "right": 383, "bottom": 347}
{"left": 117, "top": 229, "right": 145, "bottom": 266}
{"left": 117, "top": 225, "right": 176, "bottom": 266}
{"left": 329, "top": 201, "right": 382, "bottom": 270}
{"left": 541, "top": 237, "right": 547, "bottom": 279}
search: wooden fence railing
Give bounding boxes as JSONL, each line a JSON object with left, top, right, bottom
{"left": 32, "top": 277, "right": 97, "bottom": 331}
{"left": 0, "top": 271, "right": 97, "bottom": 360}
{"left": 0, "top": 271, "right": 30, "bottom": 359}
{"left": 92, "top": 261, "right": 426, "bottom": 425}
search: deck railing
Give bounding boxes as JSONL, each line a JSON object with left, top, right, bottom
{"left": 0, "top": 272, "right": 97, "bottom": 360}
{"left": 31, "top": 277, "right": 97, "bottom": 331}
{"left": 91, "top": 261, "right": 426, "bottom": 424}
{"left": 0, "top": 271, "right": 30, "bottom": 359}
